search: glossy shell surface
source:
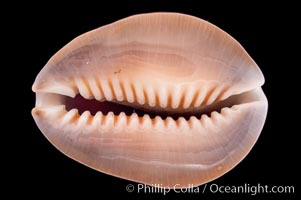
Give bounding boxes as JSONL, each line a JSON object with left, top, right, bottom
{"left": 32, "top": 13, "right": 268, "bottom": 187}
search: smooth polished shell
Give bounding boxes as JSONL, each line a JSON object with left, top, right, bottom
{"left": 32, "top": 13, "right": 268, "bottom": 187}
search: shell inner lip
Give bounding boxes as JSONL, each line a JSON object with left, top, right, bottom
{"left": 35, "top": 88, "right": 264, "bottom": 121}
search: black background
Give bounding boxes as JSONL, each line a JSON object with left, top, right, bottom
{"left": 7, "top": 1, "right": 298, "bottom": 199}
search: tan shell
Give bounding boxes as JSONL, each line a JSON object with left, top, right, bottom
{"left": 32, "top": 13, "right": 268, "bottom": 188}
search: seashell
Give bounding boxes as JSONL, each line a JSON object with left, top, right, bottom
{"left": 32, "top": 13, "right": 268, "bottom": 188}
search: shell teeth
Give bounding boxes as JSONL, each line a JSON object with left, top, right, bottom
{"left": 194, "top": 86, "right": 207, "bottom": 107}
{"left": 141, "top": 114, "right": 152, "bottom": 128}
{"left": 58, "top": 103, "right": 239, "bottom": 131}
{"left": 210, "top": 111, "right": 223, "bottom": 123}
{"left": 70, "top": 78, "right": 238, "bottom": 122}
{"left": 61, "top": 109, "right": 78, "bottom": 125}
{"left": 128, "top": 113, "right": 139, "bottom": 128}
{"left": 102, "top": 111, "right": 115, "bottom": 128}
{"left": 78, "top": 111, "right": 92, "bottom": 126}
{"left": 177, "top": 117, "right": 190, "bottom": 130}
{"left": 203, "top": 84, "right": 217, "bottom": 105}
{"left": 100, "top": 79, "right": 113, "bottom": 101}
{"left": 122, "top": 80, "right": 134, "bottom": 103}
{"left": 115, "top": 112, "right": 127, "bottom": 128}
{"left": 216, "top": 86, "right": 230, "bottom": 101}
{"left": 75, "top": 78, "right": 93, "bottom": 99}
{"left": 132, "top": 83, "right": 145, "bottom": 105}
{"left": 73, "top": 78, "right": 232, "bottom": 112}
{"left": 92, "top": 111, "right": 104, "bottom": 128}
{"left": 171, "top": 86, "right": 182, "bottom": 109}
{"left": 157, "top": 86, "right": 168, "bottom": 108}
{"left": 183, "top": 86, "right": 195, "bottom": 109}
{"left": 112, "top": 78, "right": 124, "bottom": 101}
{"left": 145, "top": 86, "right": 156, "bottom": 107}
{"left": 153, "top": 116, "right": 164, "bottom": 130}
{"left": 190, "top": 89, "right": 200, "bottom": 108}
{"left": 88, "top": 79, "right": 104, "bottom": 101}
{"left": 206, "top": 86, "right": 223, "bottom": 105}
{"left": 189, "top": 116, "right": 202, "bottom": 130}
{"left": 221, "top": 107, "right": 233, "bottom": 116}
{"left": 200, "top": 114, "right": 211, "bottom": 128}
{"left": 219, "top": 90, "right": 232, "bottom": 101}
{"left": 164, "top": 117, "right": 177, "bottom": 129}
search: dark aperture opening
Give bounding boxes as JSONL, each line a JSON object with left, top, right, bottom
{"left": 65, "top": 94, "right": 199, "bottom": 120}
